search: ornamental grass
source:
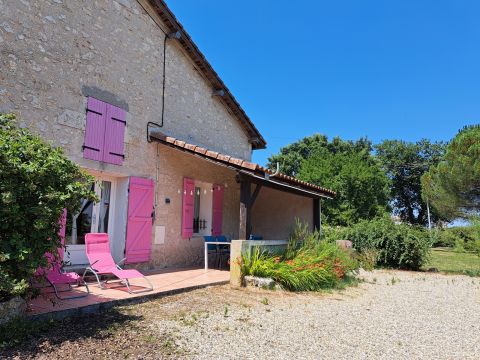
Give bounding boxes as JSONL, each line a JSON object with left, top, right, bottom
{"left": 241, "top": 221, "right": 359, "bottom": 291}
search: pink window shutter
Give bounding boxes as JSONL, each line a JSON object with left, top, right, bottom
{"left": 125, "top": 177, "right": 154, "bottom": 264}
{"left": 83, "top": 97, "right": 107, "bottom": 162}
{"left": 211, "top": 184, "right": 224, "bottom": 236}
{"left": 103, "top": 104, "right": 126, "bottom": 165}
{"left": 181, "top": 178, "right": 195, "bottom": 239}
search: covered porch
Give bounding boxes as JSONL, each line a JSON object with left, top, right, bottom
{"left": 149, "top": 130, "right": 335, "bottom": 244}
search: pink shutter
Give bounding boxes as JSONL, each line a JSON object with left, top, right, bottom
{"left": 181, "top": 178, "right": 195, "bottom": 239}
{"left": 83, "top": 97, "right": 107, "bottom": 161}
{"left": 103, "top": 104, "right": 126, "bottom": 165}
{"left": 125, "top": 177, "right": 154, "bottom": 264}
{"left": 211, "top": 184, "right": 224, "bottom": 236}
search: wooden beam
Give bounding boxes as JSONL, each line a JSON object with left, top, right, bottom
{"left": 313, "top": 198, "right": 320, "bottom": 231}
{"left": 237, "top": 171, "right": 328, "bottom": 199}
{"left": 239, "top": 180, "right": 252, "bottom": 240}
{"left": 250, "top": 184, "right": 262, "bottom": 209}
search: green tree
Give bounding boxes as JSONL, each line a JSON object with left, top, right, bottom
{"left": 375, "top": 139, "right": 446, "bottom": 225}
{"left": 421, "top": 125, "right": 480, "bottom": 220}
{"left": 267, "top": 134, "right": 372, "bottom": 176}
{"left": 298, "top": 148, "right": 390, "bottom": 226}
{"left": 0, "top": 114, "right": 96, "bottom": 301}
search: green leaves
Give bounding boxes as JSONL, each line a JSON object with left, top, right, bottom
{"left": 421, "top": 125, "right": 480, "bottom": 220}
{"left": 266, "top": 134, "right": 389, "bottom": 226}
{"left": 0, "top": 113, "right": 97, "bottom": 301}
{"left": 375, "top": 139, "right": 446, "bottom": 225}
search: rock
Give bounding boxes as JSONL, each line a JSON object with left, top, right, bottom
{"left": 0, "top": 296, "right": 26, "bottom": 325}
{"left": 244, "top": 276, "right": 276, "bottom": 290}
{"left": 336, "top": 240, "right": 353, "bottom": 250}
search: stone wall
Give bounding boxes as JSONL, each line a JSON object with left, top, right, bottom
{"left": 0, "top": 0, "right": 254, "bottom": 268}
{"left": 0, "top": 0, "right": 252, "bottom": 163}
{"left": 251, "top": 187, "right": 314, "bottom": 240}
{"left": 150, "top": 145, "right": 240, "bottom": 268}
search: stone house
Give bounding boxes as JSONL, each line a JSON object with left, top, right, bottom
{"left": 0, "top": 0, "right": 335, "bottom": 270}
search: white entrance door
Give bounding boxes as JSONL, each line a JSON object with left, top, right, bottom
{"left": 65, "top": 176, "right": 116, "bottom": 265}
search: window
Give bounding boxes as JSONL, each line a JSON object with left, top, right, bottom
{"left": 83, "top": 97, "right": 126, "bottom": 165}
{"left": 192, "top": 182, "right": 213, "bottom": 236}
{"left": 181, "top": 178, "right": 224, "bottom": 238}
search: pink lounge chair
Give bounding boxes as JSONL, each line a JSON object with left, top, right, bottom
{"left": 83, "top": 233, "right": 153, "bottom": 294}
{"left": 37, "top": 253, "right": 90, "bottom": 300}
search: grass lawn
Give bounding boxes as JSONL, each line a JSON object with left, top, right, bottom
{"left": 424, "top": 247, "right": 480, "bottom": 275}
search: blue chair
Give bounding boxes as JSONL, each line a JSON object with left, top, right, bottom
{"left": 204, "top": 236, "right": 219, "bottom": 269}
{"left": 249, "top": 235, "right": 263, "bottom": 240}
{"left": 217, "top": 235, "right": 231, "bottom": 270}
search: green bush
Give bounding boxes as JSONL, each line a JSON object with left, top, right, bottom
{"left": 241, "top": 222, "right": 359, "bottom": 291}
{"left": 431, "top": 224, "right": 480, "bottom": 252}
{"left": 0, "top": 114, "right": 96, "bottom": 302}
{"left": 323, "top": 217, "right": 432, "bottom": 270}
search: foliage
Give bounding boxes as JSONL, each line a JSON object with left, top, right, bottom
{"left": 0, "top": 114, "right": 96, "bottom": 302}
{"left": 322, "top": 217, "right": 432, "bottom": 270}
{"left": 267, "top": 134, "right": 373, "bottom": 177}
{"left": 423, "top": 248, "right": 480, "bottom": 276}
{"left": 375, "top": 139, "right": 446, "bottom": 225}
{"left": 267, "top": 134, "right": 390, "bottom": 226}
{"left": 300, "top": 149, "right": 390, "bottom": 226}
{"left": 241, "top": 222, "right": 359, "bottom": 292}
{"left": 421, "top": 125, "right": 480, "bottom": 220}
{"left": 353, "top": 249, "right": 378, "bottom": 271}
{"left": 431, "top": 224, "right": 480, "bottom": 255}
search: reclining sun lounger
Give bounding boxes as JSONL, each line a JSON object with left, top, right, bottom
{"left": 37, "top": 252, "right": 90, "bottom": 300}
{"left": 83, "top": 233, "right": 153, "bottom": 294}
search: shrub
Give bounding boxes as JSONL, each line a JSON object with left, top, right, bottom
{"left": 336, "top": 216, "right": 432, "bottom": 270}
{"left": 0, "top": 114, "right": 96, "bottom": 302}
{"left": 241, "top": 222, "right": 359, "bottom": 291}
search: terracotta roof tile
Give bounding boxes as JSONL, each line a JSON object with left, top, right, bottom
{"left": 206, "top": 150, "right": 219, "bottom": 159}
{"left": 150, "top": 131, "right": 336, "bottom": 197}
{"left": 228, "top": 157, "right": 244, "bottom": 166}
{"left": 174, "top": 140, "right": 186, "bottom": 148}
{"left": 194, "top": 146, "right": 207, "bottom": 155}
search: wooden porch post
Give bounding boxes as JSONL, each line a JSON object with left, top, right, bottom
{"left": 313, "top": 198, "right": 320, "bottom": 231}
{"left": 239, "top": 180, "right": 251, "bottom": 240}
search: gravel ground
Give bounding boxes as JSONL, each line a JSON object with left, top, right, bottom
{"left": 2, "top": 270, "right": 480, "bottom": 359}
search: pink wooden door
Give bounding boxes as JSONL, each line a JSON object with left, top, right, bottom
{"left": 125, "top": 177, "right": 154, "bottom": 264}
{"left": 103, "top": 104, "right": 126, "bottom": 165}
{"left": 181, "top": 178, "right": 195, "bottom": 238}
{"left": 211, "top": 184, "right": 224, "bottom": 236}
{"left": 83, "top": 97, "right": 107, "bottom": 162}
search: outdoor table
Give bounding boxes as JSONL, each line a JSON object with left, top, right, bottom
{"left": 204, "top": 241, "right": 231, "bottom": 271}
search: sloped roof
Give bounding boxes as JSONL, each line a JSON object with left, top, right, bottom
{"left": 147, "top": 0, "right": 267, "bottom": 150}
{"left": 149, "top": 131, "right": 336, "bottom": 199}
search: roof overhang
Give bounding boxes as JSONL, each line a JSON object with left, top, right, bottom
{"left": 148, "top": 130, "right": 336, "bottom": 200}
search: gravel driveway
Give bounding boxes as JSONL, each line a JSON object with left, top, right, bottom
{"left": 3, "top": 270, "right": 480, "bottom": 359}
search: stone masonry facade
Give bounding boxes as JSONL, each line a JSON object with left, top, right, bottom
{"left": 0, "top": 0, "right": 317, "bottom": 269}
{"left": 0, "top": 0, "right": 254, "bottom": 268}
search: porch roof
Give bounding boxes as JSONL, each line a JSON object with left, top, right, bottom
{"left": 148, "top": 131, "right": 336, "bottom": 199}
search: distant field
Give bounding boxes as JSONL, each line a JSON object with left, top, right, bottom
{"left": 425, "top": 247, "right": 480, "bottom": 275}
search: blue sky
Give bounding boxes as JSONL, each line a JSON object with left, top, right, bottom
{"left": 167, "top": 0, "right": 480, "bottom": 165}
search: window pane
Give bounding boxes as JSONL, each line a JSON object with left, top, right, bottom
{"left": 98, "top": 181, "right": 111, "bottom": 233}
{"left": 193, "top": 187, "right": 201, "bottom": 233}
